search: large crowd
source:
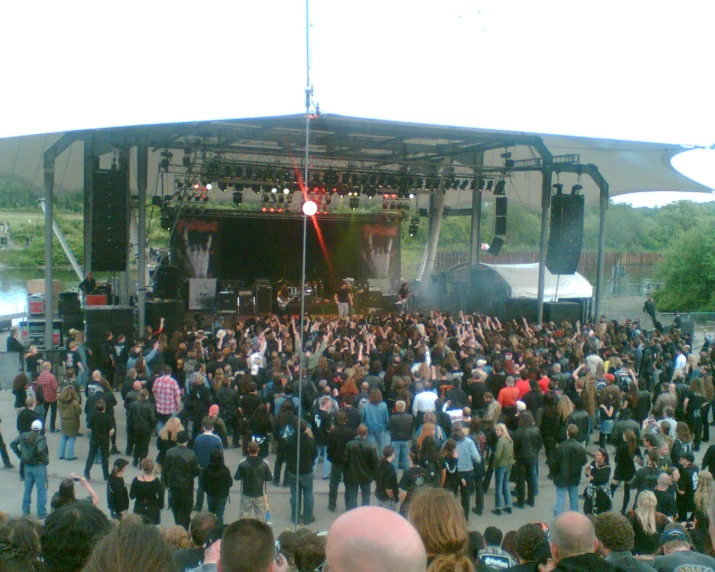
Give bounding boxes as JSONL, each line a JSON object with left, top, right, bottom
{"left": 2, "top": 307, "right": 715, "bottom": 571}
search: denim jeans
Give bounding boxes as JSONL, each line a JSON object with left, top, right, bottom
{"left": 366, "top": 431, "right": 390, "bottom": 457}
{"left": 554, "top": 485, "right": 580, "bottom": 517}
{"left": 346, "top": 482, "right": 372, "bottom": 510}
{"left": 207, "top": 495, "right": 228, "bottom": 525}
{"left": 23, "top": 464, "right": 47, "bottom": 519}
{"left": 287, "top": 471, "right": 314, "bottom": 523}
{"left": 314, "top": 444, "right": 332, "bottom": 479}
{"left": 494, "top": 465, "right": 512, "bottom": 509}
{"left": 514, "top": 458, "right": 537, "bottom": 505}
{"left": 58, "top": 435, "right": 76, "bottom": 459}
{"left": 391, "top": 440, "right": 410, "bottom": 473}
{"left": 328, "top": 464, "right": 347, "bottom": 511}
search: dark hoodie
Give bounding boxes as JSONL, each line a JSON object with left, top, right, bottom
{"left": 10, "top": 430, "right": 48, "bottom": 465}
{"left": 200, "top": 450, "right": 233, "bottom": 499}
{"left": 554, "top": 553, "right": 618, "bottom": 572}
{"left": 234, "top": 455, "right": 273, "bottom": 497}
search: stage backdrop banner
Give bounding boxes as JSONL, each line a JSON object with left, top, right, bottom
{"left": 173, "top": 218, "right": 221, "bottom": 279}
{"left": 359, "top": 221, "right": 400, "bottom": 282}
{"left": 188, "top": 278, "right": 217, "bottom": 310}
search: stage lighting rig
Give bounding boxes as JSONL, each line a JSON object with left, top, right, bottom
{"left": 553, "top": 183, "right": 564, "bottom": 195}
{"left": 349, "top": 197, "right": 360, "bottom": 210}
{"left": 408, "top": 217, "right": 419, "bottom": 237}
{"left": 571, "top": 184, "right": 583, "bottom": 196}
{"left": 494, "top": 179, "right": 506, "bottom": 195}
{"left": 233, "top": 191, "right": 243, "bottom": 205}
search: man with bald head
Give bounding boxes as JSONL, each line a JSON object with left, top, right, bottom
{"left": 550, "top": 511, "right": 617, "bottom": 571}
{"left": 326, "top": 506, "right": 427, "bottom": 572}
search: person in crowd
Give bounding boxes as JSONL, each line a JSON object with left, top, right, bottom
{"left": 127, "top": 388, "right": 156, "bottom": 466}
{"left": 106, "top": 458, "right": 129, "bottom": 519}
{"left": 627, "top": 490, "right": 669, "bottom": 556}
{"left": 550, "top": 511, "right": 618, "bottom": 571}
{"left": 173, "top": 512, "right": 218, "bottom": 571}
{"left": 200, "top": 448, "right": 232, "bottom": 525}
{"left": 50, "top": 473, "right": 101, "bottom": 511}
{"left": 35, "top": 362, "right": 59, "bottom": 433}
{"left": 584, "top": 447, "right": 612, "bottom": 515}
{"left": 611, "top": 428, "right": 641, "bottom": 514}
{"left": 216, "top": 518, "right": 288, "bottom": 572}
{"left": 57, "top": 385, "right": 81, "bottom": 461}
{"left": 272, "top": 400, "right": 298, "bottom": 487}
{"left": 83, "top": 522, "right": 176, "bottom": 572}
{"left": 327, "top": 409, "right": 354, "bottom": 513}
{"left": 162, "top": 430, "right": 201, "bottom": 529}
{"left": 344, "top": 423, "right": 378, "bottom": 512}
{"left": 491, "top": 422, "right": 514, "bottom": 517}
{"left": 153, "top": 365, "right": 183, "bottom": 430}
{"left": 593, "top": 512, "right": 657, "bottom": 572}
{"left": 479, "top": 525, "right": 517, "bottom": 569}
{"left": 654, "top": 524, "right": 715, "bottom": 571}
{"left": 10, "top": 419, "right": 48, "bottom": 520}
{"left": 129, "top": 458, "right": 164, "bottom": 525}
{"left": 192, "top": 421, "right": 223, "bottom": 512}
{"left": 387, "top": 399, "right": 413, "bottom": 474}
{"left": 675, "top": 450, "right": 699, "bottom": 522}
{"left": 551, "top": 424, "right": 587, "bottom": 517}
{"left": 285, "top": 419, "right": 318, "bottom": 525}
{"left": 234, "top": 441, "right": 272, "bottom": 522}
{"left": 325, "top": 505, "right": 426, "bottom": 572}
{"left": 362, "top": 389, "right": 390, "bottom": 457}
{"left": 513, "top": 410, "right": 541, "bottom": 509}
{"left": 653, "top": 471, "right": 678, "bottom": 519}
{"left": 509, "top": 522, "right": 550, "bottom": 572}
{"left": 41, "top": 502, "right": 112, "bottom": 572}
{"left": 156, "top": 416, "right": 184, "bottom": 469}
{"left": 84, "top": 399, "right": 115, "bottom": 481}
{"left": 375, "top": 445, "right": 399, "bottom": 511}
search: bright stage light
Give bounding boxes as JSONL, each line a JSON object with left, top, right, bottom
{"left": 302, "top": 200, "right": 318, "bottom": 216}
{"left": 205, "top": 183, "right": 212, "bottom": 190}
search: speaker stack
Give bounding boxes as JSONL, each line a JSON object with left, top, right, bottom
{"left": 255, "top": 280, "right": 272, "bottom": 315}
{"left": 91, "top": 169, "right": 128, "bottom": 272}
{"left": 153, "top": 266, "right": 179, "bottom": 300}
{"left": 85, "top": 306, "right": 134, "bottom": 352}
{"left": 58, "top": 292, "right": 83, "bottom": 336}
{"left": 488, "top": 183, "right": 507, "bottom": 256}
{"left": 546, "top": 194, "right": 585, "bottom": 275}
{"left": 146, "top": 299, "right": 184, "bottom": 339}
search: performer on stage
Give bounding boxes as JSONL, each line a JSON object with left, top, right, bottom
{"left": 334, "top": 282, "right": 353, "bottom": 319}
{"left": 276, "top": 285, "right": 293, "bottom": 317}
{"left": 79, "top": 272, "right": 96, "bottom": 295}
{"left": 396, "top": 282, "right": 410, "bottom": 313}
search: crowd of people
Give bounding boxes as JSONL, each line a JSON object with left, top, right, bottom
{"left": 3, "top": 307, "right": 715, "bottom": 571}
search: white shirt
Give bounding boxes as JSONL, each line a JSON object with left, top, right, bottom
{"left": 412, "top": 390, "right": 438, "bottom": 416}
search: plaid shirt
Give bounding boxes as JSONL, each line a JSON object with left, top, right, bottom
{"left": 36, "top": 370, "right": 59, "bottom": 403}
{"left": 153, "top": 375, "right": 181, "bottom": 415}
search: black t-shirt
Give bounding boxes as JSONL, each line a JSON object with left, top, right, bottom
{"left": 173, "top": 548, "right": 205, "bottom": 572}
{"left": 336, "top": 288, "right": 350, "bottom": 304}
{"left": 653, "top": 487, "right": 677, "bottom": 518}
{"left": 311, "top": 408, "right": 333, "bottom": 446}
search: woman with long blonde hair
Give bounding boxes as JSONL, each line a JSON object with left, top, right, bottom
{"left": 627, "top": 490, "right": 668, "bottom": 555}
{"left": 156, "top": 417, "right": 184, "bottom": 469}
{"left": 695, "top": 470, "right": 713, "bottom": 513}
{"left": 408, "top": 487, "right": 475, "bottom": 572}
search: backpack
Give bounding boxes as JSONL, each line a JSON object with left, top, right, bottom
{"left": 421, "top": 458, "right": 441, "bottom": 487}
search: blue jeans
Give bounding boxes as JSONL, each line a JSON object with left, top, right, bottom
{"left": 314, "top": 444, "right": 332, "bottom": 479}
{"left": 554, "top": 485, "right": 580, "bottom": 517}
{"left": 366, "top": 431, "right": 390, "bottom": 457}
{"left": 58, "top": 435, "right": 76, "bottom": 459}
{"left": 391, "top": 440, "right": 410, "bottom": 473}
{"left": 287, "top": 471, "right": 314, "bottom": 523}
{"left": 346, "top": 482, "right": 371, "bottom": 510}
{"left": 207, "top": 495, "right": 227, "bottom": 525}
{"left": 23, "top": 464, "right": 47, "bottom": 519}
{"left": 494, "top": 465, "right": 512, "bottom": 509}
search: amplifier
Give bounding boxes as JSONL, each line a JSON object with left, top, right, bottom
{"left": 237, "top": 289, "right": 254, "bottom": 297}
{"left": 217, "top": 292, "right": 238, "bottom": 314}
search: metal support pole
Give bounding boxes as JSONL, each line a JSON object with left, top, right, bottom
{"left": 83, "top": 139, "right": 96, "bottom": 273}
{"left": 137, "top": 143, "right": 149, "bottom": 332}
{"left": 593, "top": 184, "right": 609, "bottom": 321}
{"left": 43, "top": 159, "right": 55, "bottom": 350}
{"left": 536, "top": 168, "right": 552, "bottom": 324}
{"left": 119, "top": 146, "right": 131, "bottom": 306}
{"left": 420, "top": 191, "right": 446, "bottom": 295}
{"left": 470, "top": 153, "right": 485, "bottom": 267}
{"left": 470, "top": 190, "right": 483, "bottom": 267}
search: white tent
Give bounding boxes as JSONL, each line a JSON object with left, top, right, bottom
{"left": 483, "top": 263, "right": 593, "bottom": 301}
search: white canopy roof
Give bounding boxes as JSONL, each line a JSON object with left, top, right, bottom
{"left": 483, "top": 263, "right": 593, "bottom": 301}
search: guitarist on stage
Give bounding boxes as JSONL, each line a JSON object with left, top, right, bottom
{"left": 276, "top": 285, "right": 294, "bottom": 317}
{"left": 396, "top": 282, "right": 410, "bottom": 313}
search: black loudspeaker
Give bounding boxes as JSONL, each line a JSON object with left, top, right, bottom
{"left": 487, "top": 236, "right": 504, "bottom": 256}
{"left": 217, "top": 291, "right": 238, "bottom": 313}
{"left": 146, "top": 299, "right": 183, "bottom": 338}
{"left": 546, "top": 195, "right": 584, "bottom": 275}
{"left": 544, "top": 301, "right": 582, "bottom": 325}
{"left": 255, "top": 284, "right": 272, "bottom": 314}
{"left": 91, "top": 169, "right": 128, "bottom": 271}
{"left": 154, "top": 266, "right": 179, "bottom": 299}
{"left": 85, "top": 306, "right": 134, "bottom": 352}
{"left": 495, "top": 196, "right": 507, "bottom": 236}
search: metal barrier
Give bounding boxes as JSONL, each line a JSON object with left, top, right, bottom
{"left": 690, "top": 313, "right": 715, "bottom": 326}
{"left": 655, "top": 312, "right": 691, "bottom": 327}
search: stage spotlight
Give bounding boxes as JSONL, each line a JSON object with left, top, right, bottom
{"left": 272, "top": 187, "right": 278, "bottom": 194}
{"left": 486, "top": 180, "right": 493, "bottom": 191}
{"left": 233, "top": 191, "right": 243, "bottom": 205}
{"left": 218, "top": 182, "right": 227, "bottom": 192}
{"left": 460, "top": 179, "right": 469, "bottom": 190}
{"left": 193, "top": 182, "right": 201, "bottom": 190}
{"left": 365, "top": 187, "right": 377, "bottom": 199}
{"left": 495, "top": 179, "right": 506, "bottom": 195}
{"left": 349, "top": 197, "right": 360, "bottom": 210}
{"left": 261, "top": 206, "right": 267, "bottom": 212}
{"left": 571, "top": 184, "right": 583, "bottom": 195}
{"left": 408, "top": 191, "right": 416, "bottom": 199}
{"left": 553, "top": 183, "right": 564, "bottom": 195}
{"left": 223, "top": 166, "right": 232, "bottom": 178}
{"left": 205, "top": 183, "right": 212, "bottom": 191}
{"left": 302, "top": 200, "right": 318, "bottom": 216}
{"left": 419, "top": 208, "right": 429, "bottom": 218}
{"left": 262, "top": 194, "right": 270, "bottom": 203}
{"left": 409, "top": 218, "right": 419, "bottom": 237}
{"left": 251, "top": 185, "right": 261, "bottom": 193}
{"left": 283, "top": 187, "right": 290, "bottom": 195}
{"left": 233, "top": 183, "right": 243, "bottom": 191}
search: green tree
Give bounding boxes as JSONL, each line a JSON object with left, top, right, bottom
{"left": 654, "top": 226, "right": 715, "bottom": 311}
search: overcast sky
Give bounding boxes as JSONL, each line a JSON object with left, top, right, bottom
{"left": 1, "top": 1, "right": 713, "bottom": 203}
